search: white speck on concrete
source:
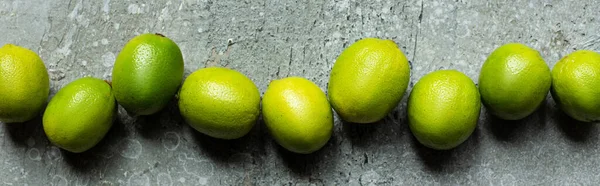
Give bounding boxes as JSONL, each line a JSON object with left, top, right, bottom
{"left": 382, "top": 6, "right": 390, "bottom": 14}
{"left": 55, "top": 43, "right": 72, "bottom": 56}
{"left": 157, "top": 173, "right": 172, "bottom": 186}
{"left": 46, "top": 146, "right": 62, "bottom": 161}
{"left": 332, "top": 31, "right": 342, "bottom": 38}
{"left": 102, "top": 0, "right": 110, "bottom": 14}
{"left": 27, "top": 148, "right": 41, "bottom": 161}
{"left": 101, "top": 38, "right": 109, "bottom": 45}
{"left": 360, "top": 170, "right": 382, "bottom": 186}
{"left": 178, "top": 0, "right": 184, "bottom": 11}
{"left": 68, "top": 0, "right": 82, "bottom": 20}
{"left": 161, "top": 132, "right": 180, "bottom": 151}
{"left": 336, "top": 0, "right": 349, "bottom": 11}
{"left": 103, "top": 70, "right": 112, "bottom": 79}
{"left": 99, "top": 181, "right": 113, "bottom": 185}
{"left": 102, "top": 52, "right": 115, "bottom": 67}
{"left": 51, "top": 175, "right": 68, "bottom": 186}
{"left": 127, "top": 4, "right": 143, "bottom": 14}
{"left": 128, "top": 174, "right": 150, "bottom": 186}
{"left": 55, "top": 25, "right": 78, "bottom": 56}
{"left": 117, "top": 139, "right": 143, "bottom": 159}
{"left": 159, "top": 7, "right": 169, "bottom": 21}
{"left": 26, "top": 137, "right": 35, "bottom": 147}
{"left": 198, "top": 177, "right": 208, "bottom": 185}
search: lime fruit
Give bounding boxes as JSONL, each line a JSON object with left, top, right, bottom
{"left": 178, "top": 67, "right": 260, "bottom": 139}
{"left": 408, "top": 70, "right": 480, "bottom": 150}
{"left": 479, "top": 43, "right": 551, "bottom": 120}
{"left": 43, "top": 77, "right": 116, "bottom": 153}
{"left": 328, "top": 38, "right": 410, "bottom": 123}
{"left": 0, "top": 44, "right": 49, "bottom": 123}
{"left": 263, "top": 77, "right": 333, "bottom": 154}
{"left": 112, "top": 33, "right": 184, "bottom": 116}
{"left": 551, "top": 50, "right": 600, "bottom": 122}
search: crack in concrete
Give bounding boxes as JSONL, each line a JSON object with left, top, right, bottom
{"left": 412, "top": 0, "right": 424, "bottom": 65}
{"left": 287, "top": 47, "right": 293, "bottom": 76}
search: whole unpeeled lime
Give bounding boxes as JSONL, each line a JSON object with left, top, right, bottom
{"left": 43, "top": 77, "right": 116, "bottom": 153}
{"left": 178, "top": 67, "right": 260, "bottom": 139}
{"left": 112, "top": 33, "right": 184, "bottom": 116}
{"left": 408, "top": 70, "right": 480, "bottom": 150}
{"left": 328, "top": 38, "right": 410, "bottom": 123}
{"left": 551, "top": 50, "right": 600, "bottom": 122}
{"left": 0, "top": 44, "right": 49, "bottom": 123}
{"left": 479, "top": 43, "right": 551, "bottom": 120}
{"left": 262, "top": 77, "right": 333, "bottom": 154}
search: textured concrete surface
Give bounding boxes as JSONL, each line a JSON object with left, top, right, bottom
{"left": 1, "top": 0, "right": 600, "bottom": 185}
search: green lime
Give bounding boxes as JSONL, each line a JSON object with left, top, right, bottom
{"left": 479, "top": 43, "right": 551, "bottom": 120}
{"left": 0, "top": 44, "right": 49, "bottom": 123}
{"left": 43, "top": 77, "right": 116, "bottom": 153}
{"left": 112, "top": 33, "right": 184, "bottom": 116}
{"left": 408, "top": 70, "right": 480, "bottom": 150}
{"left": 328, "top": 38, "right": 410, "bottom": 123}
{"left": 263, "top": 77, "right": 333, "bottom": 154}
{"left": 551, "top": 50, "right": 600, "bottom": 122}
{"left": 178, "top": 67, "right": 260, "bottom": 139}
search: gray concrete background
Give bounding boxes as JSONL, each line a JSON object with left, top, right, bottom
{"left": 1, "top": 0, "right": 600, "bottom": 185}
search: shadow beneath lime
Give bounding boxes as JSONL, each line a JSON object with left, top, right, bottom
{"left": 342, "top": 120, "right": 380, "bottom": 146}
{"left": 484, "top": 99, "right": 548, "bottom": 143}
{"left": 412, "top": 125, "right": 481, "bottom": 172}
{"left": 133, "top": 98, "right": 185, "bottom": 140}
{"left": 338, "top": 105, "right": 407, "bottom": 147}
{"left": 274, "top": 133, "right": 338, "bottom": 176}
{"left": 62, "top": 116, "right": 129, "bottom": 173}
{"left": 190, "top": 117, "right": 265, "bottom": 163}
{"left": 4, "top": 116, "right": 44, "bottom": 147}
{"left": 554, "top": 110, "right": 597, "bottom": 143}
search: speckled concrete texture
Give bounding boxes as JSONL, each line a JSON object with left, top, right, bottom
{"left": 1, "top": 0, "right": 600, "bottom": 185}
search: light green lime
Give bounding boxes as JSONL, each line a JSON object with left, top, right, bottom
{"left": 43, "top": 77, "right": 116, "bottom": 153}
{"left": 328, "top": 38, "right": 410, "bottom": 123}
{"left": 112, "top": 33, "right": 184, "bottom": 116}
{"left": 408, "top": 70, "right": 480, "bottom": 150}
{"left": 551, "top": 50, "right": 600, "bottom": 122}
{"left": 0, "top": 44, "right": 49, "bottom": 123}
{"left": 178, "top": 67, "right": 260, "bottom": 139}
{"left": 263, "top": 77, "right": 333, "bottom": 154}
{"left": 479, "top": 43, "right": 551, "bottom": 120}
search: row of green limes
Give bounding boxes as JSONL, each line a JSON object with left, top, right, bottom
{"left": 1, "top": 34, "right": 599, "bottom": 154}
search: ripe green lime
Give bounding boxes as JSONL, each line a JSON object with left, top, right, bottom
{"left": 43, "top": 77, "right": 116, "bottom": 153}
{"left": 112, "top": 33, "right": 184, "bottom": 116}
{"left": 178, "top": 67, "right": 260, "bottom": 139}
{"left": 551, "top": 50, "right": 600, "bottom": 122}
{"left": 328, "top": 38, "right": 410, "bottom": 123}
{"left": 262, "top": 77, "right": 333, "bottom": 154}
{"left": 479, "top": 43, "right": 551, "bottom": 120}
{"left": 0, "top": 44, "right": 49, "bottom": 123}
{"left": 408, "top": 70, "right": 480, "bottom": 150}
